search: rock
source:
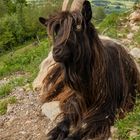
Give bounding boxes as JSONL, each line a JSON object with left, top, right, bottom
{"left": 129, "top": 10, "right": 140, "bottom": 22}
{"left": 7, "top": 104, "right": 14, "bottom": 114}
{"left": 129, "top": 129, "right": 138, "bottom": 137}
{"left": 121, "top": 39, "right": 131, "bottom": 45}
{"left": 41, "top": 101, "right": 61, "bottom": 121}
{"left": 19, "top": 131, "right": 26, "bottom": 135}
{"left": 23, "top": 84, "right": 31, "bottom": 92}
{"left": 130, "top": 48, "right": 140, "bottom": 59}
{"left": 131, "top": 25, "right": 139, "bottom": 31}
{"left": 127, "top": 33, "right": 134, "bottom": 39}
{"left": 6, "top": 117, "right": 16, "bottom": 126}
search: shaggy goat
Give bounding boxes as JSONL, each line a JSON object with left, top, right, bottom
{"left": 38, "top": 1, "right": 140, "bottom": 140}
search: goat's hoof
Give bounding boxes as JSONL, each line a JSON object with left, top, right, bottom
{"left": 47, "top": 125, "right": 69, "bottom": 140}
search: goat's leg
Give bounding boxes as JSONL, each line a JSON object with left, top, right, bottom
{"left": 64, "top": 108, "right": 115, "bottom": 140}
{"left": 47, "top": 95, "right": 83, "bottom": 140}
{"left": 47, "top": 117, "right": 70, "bottom": 140}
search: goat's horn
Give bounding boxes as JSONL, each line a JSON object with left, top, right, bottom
{"left": 62, "top": 0, "right": 70, "bottom": 11}
{"left": 70, "top": 0, "right": 85, "bottom": 11}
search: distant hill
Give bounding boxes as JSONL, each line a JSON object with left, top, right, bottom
{"left": 91, "top": 0, "right": 136, "bottom": 14}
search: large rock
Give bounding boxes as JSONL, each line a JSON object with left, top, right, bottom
{"left": 41, "top": 101, "right": 61, "bottom": 121}
{"left": 130, "top": 47, "right": 140, "bottom": 59}
{"left": 32, "top": 51, "right": 55, "bottom": 91}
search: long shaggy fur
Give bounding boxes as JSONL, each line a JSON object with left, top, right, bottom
{"left": 38, "top": 1, "right": 140, "bottom": 139}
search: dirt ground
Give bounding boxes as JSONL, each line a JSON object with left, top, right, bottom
{"left": 0, "top": 86, "right": 52, "bottom": 140}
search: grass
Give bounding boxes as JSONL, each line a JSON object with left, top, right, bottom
{"left": 97, "top": 13, "right": 120, "bottom": 38}
{"left": 97, "top": 11, "right": 135, "bottom": 42}
{"left": 0, "top": 39, "right": 50, "bottom": 78}
{"left": 0, "top": 38, "right": 51, "bottom": 115}
{"left": 0, "top": 77, "right": 26, "bottom": 98}
{"left": 0, "top": 96, "right": 17, "bottom": 115}
{"left": 115, "top": 100, "right": 140, "bottom": 140}
{"left": 0, "top": 77, "right": 28, "bottom": 115}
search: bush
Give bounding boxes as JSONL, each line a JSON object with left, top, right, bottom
{"left": 0, "top": 14, "right": 18, "bottom": 53}
{"left": 0, "top": 0, "right": 61, "bottom": 54}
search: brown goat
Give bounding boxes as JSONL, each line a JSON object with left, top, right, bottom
{"left": 38, "top": 1, "right": 140, "bottom": 140}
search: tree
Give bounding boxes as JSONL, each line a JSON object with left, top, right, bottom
{"left": 0, "top": 0, "right": 16, "bottom": 17}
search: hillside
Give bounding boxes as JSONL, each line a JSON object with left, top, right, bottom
{"left": 0, "top": 8, "right": 140, "bottom": 140}
{"left": 91, "top": 0, "right": 136, "bottom": 14}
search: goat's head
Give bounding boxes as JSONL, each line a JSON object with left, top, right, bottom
{"left": 39, "top": 1, "right": 92, "bottom": 64}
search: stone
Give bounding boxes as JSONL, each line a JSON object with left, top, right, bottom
{"left": 131, "top": 25, "right": 139, "bottom": 31}
{"left": 129, "top": 129, "right": 138, "bottom": 137}
{"left": 121, "top": 39, "right": 131, "bottom": 45}
{"left": 23, "top": 84, "right": 31, "bottom": 92}
{"left": 41, "top": 101, "right": 61, "bottom": 121}
{"left": 7, "top": 104, "right": 14, "bottom": 114}
{"left": 19, "top": 131, "right": 26, "bottom": 135}
{"left": 130, "top": 47, "right": 140, "bottom": 59}
{"left": 6, "top": 117, "right": 16, "bottom": 126}
{"left": 129, "top": 10, "right": 140, "bottom": 22}
{"left": 32, "top": 51, "right": 55, "bottom": 91}
{"left": 127, "top": 33, "right": 134, "bottom": 39}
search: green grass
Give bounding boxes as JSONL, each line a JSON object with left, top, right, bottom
{"left": 0, "top": 39, "right": 50, "bottom": 115}
{"left": 0, "top": 84, "right": 13, "bottom": 98}
{"left": 0, "top": 39, "right": 51, "bottom": 97}
{"left": 115, "top": 100, "right": 140, "bottom": 140}
{"left": 0, "top": 39, "right": 50, "bottom": 78}
{"left": 0, "top": 96, "right": 17, "bottom": 115}
{"left": 97, "top": 13, "right": 120, "bottom": 38}
{"left": 97, "top": 11, "right": 133, "bottom": 41}
{"left": 0, "top": 77, "right": 26, "bottom": 98}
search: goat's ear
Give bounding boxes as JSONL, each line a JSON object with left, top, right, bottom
{"left": 82, "top": 1, "right": 92, "bottom": 23}
{"left": 39, "top": 17, "right": 48, "bottom": 26}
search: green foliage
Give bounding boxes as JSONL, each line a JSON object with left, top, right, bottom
{"left": 0, "top": 0, "right": 16, "bottom": 17}
{"left": 0, "top": 96, "right": 17, "bottom": 115}
{"left": 0, "top": 14, "right": 20, "bottom": 52}
{"left": 98, "top": 13, "right": 120, "bottom": 38}
{"left": 115, "top": 100, "right": 140, "bottom": 139}
{"left": 0, "top": 0, "right": 62, "bottom": 54}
